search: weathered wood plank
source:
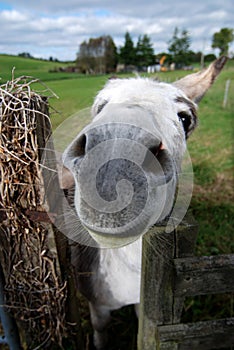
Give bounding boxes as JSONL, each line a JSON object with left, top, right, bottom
{"left": 138, "top": 226, "right": 175, "bottom": 350}
{"left": 158, "top": 318, "right": 234, "bottom": 350}
{"left": 138, "top": 316, "right": 161, "bottom": 350}
{"left": 139, "top": 227, "right": 175, "bottom": 324}
{"left": 174, "top": 254, "right": 234, "bottom": 297}
{"left": 173, "top": 215, "right": 198, "bottom": 323}
{"left": 174, "top": 214, "right": 198, "bottom": 259}
{"left": 36, "top": 104, "right": 84, "bottom": 349}
{"left": 138, "top": 215, "right": 198, "bottom": 350}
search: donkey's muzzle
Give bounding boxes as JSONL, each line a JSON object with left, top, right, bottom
{"left": 63, "top": 104, "right": 176, "bottom": 247}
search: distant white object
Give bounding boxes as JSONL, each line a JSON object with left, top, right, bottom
{"left": 223, "top": 79, "right": 231, "bottom": 108}
{"left": 147, "top": 64, "right": 161, "bottom": 73}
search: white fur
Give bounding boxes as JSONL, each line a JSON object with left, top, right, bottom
{"left": 92, "top": 78, "right": 190, "bottom": 163}
{"left": 98, "top": 238, "right": 142, "bottom": 309}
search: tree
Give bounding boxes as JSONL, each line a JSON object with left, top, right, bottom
{"left": 119, "top": 32, "right": 136, "bottom": 66}
{"left": 77, "top": 40, "right": 94, "bottom": 73}
{"left": 135, "top": 34, "right": 155, "bottom": 69}
{"left": 104, "top": 36, "right": 118, "bottom": 73}
{"left": 168, "top": 27, "right": 191, "bottom": 66}
{"left": 18, "top": 52, "right": 33, "bottom": 59}
{"left": 77, "top": 35, "right": 117, "bottom": 74}
{"left": 204, "top": 53, "right": 217, "bottom": 62}
{"left": 212, "top": 28, "right": 234, "bottom": 56}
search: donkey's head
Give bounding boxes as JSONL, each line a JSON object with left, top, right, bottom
{"left": 63, "top": 57, "right": 227, "bottom": 248}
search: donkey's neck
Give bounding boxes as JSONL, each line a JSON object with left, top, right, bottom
{"left": 98, "top": 238, "right": 142, "bottom": 307}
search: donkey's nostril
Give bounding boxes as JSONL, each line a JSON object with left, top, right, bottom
{"left": 74, "top": 134, "right": 86, "bottom": 156}
{"left": 63, "top": 133, "right": 86, "bottom": 170}
{"left": 149, "top": 142, "right": 163, "bottom": 157}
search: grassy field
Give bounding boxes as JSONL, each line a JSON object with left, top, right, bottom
{"left": 1, "top": 55, "right": 234, "bottom": 349}
{"left": 0, "top": 54, "right": 78, "bottom": 82}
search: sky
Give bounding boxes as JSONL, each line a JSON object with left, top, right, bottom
{"left": 0, "top": 0, "right": 233, "bottom": 61}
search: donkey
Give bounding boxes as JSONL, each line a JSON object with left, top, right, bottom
{"left": 62, "top": 56, "right": 227, "bottom": 349}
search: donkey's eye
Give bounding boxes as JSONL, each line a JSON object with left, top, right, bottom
{"left": 97, "top": 100, "right": 108, "bottom": 114}
{"left": 177, "top": 111, "right": 191, "bottom": 135}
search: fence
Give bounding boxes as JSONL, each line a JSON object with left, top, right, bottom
{"left": 138, "top": 217, "right": 234, "bottom": 349}
{"left": 0, "top": 79, "right": 83, "bottom": 349}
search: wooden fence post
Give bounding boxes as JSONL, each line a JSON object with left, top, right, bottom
{"left": 138, "top": 214, "right": 198, "bottom": 350}
{"left": 0, "top": 79, "right": 83, "bottom": 349}
{"left": 35, "top": 100, "right": 84, "bottom": 349}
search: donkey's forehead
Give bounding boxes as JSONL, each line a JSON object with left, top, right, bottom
{"left": 92, "top": 78, "right": 194, "bottom": 117}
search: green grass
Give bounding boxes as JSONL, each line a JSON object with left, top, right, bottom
{"left": 0, "top": 54, "right": 78, "bottom": 82}
{"left": 188, "top": 69, "right": 234, "bottom": 175}
{"left": 186, "top": 61, "right": 234, "bottom": 258}
{"left": 1, "top": 55, "right": 234, "bottom": 349}
{"left": 46, "top": 75, "right": 107, "bottom": 127}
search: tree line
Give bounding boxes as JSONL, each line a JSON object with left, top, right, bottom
{"left": 76, "top": 27, "right": 233, "bottom": 74}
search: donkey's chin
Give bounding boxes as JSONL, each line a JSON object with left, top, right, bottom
{"left": 86, "top": 228, "right": 142, "bottom": 248}
{"left": 81, "top": 220, "right": 148, "bottom": 248}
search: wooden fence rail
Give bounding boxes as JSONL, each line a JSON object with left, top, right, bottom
{"left": 174, "top": 254, "right": 234, "bottom": 297}
{"left": 138, "top": 217, "right": 234, "bottom": 350}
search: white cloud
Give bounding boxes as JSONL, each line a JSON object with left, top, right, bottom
{"left": 0, "top": 1, "right": 233, "bottom": 61}
{"left": 207, "top": 10, "right": 227, "bottom": 20}
{"left": 1, "top": 9, "right": 27, "bottom": 21}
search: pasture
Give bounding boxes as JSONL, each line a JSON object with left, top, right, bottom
{"left": 0, "top": 55, "right": 233, "bottom": 349}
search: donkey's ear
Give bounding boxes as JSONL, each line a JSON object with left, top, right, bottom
{"left": 173, "top": 56, "right": 228, "bottom": 103}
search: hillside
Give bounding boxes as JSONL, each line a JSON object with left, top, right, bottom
{"left": 0, "top": 54, "right": 77, "bottom": 83}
